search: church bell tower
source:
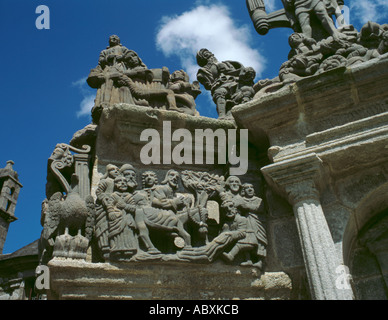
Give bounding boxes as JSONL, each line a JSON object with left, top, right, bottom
{"left": 0, "top": 160, "right": 22, "bottom": 254}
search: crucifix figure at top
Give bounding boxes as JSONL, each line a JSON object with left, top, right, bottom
{"left": 246, "top": 0, "right": 346, "bottom": 42}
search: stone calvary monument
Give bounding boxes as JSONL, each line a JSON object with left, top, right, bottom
{"left": 19, "top": 1, "right": 388, "bottom": 300}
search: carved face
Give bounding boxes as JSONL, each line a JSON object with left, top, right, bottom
{"left": 223, "top": 201, "right": 237, "bottom": 219}
{"left": 109, "top": 35, "right": 120, "bottom": 47}
{"left": 289, "top": 33, "right": 303, "bottom": 48}
{"left": 51, "top": 147, "right": 65, "bottom": 159}
{"left": 226, "top": 176, "right": 241, "bottom": 193}
{"left": 166, "top": 170, "right": 180, "bottom": 188}
{"left": 122, "top": 170, "right": 137, "bottom": 189}
{"left": 240, "top": 67, "right": 256, "bottom": 83}
{"left": 108, "top": 165, "right": 120, "bottom": 179}
{"left": 114, "top": 176, "right": 128, "bottom": 192}
{"left": 243, "top": 184, "right": 255, "bottom": 198}
{"left": 196, "top": 49, "right": 214, "bottom": 67}
{"left": 126, "top": 51, "right": 141, "bottom": 68}
{"left": 143, "top": 172, "right": 157, "bottom": 188}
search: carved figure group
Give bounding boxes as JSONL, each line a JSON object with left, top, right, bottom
{"left": 278, "top": 22, "right": 388, "bottom": 83}
{"left": 91, "top": 164, "right": 267, "bottom": 269}
{"left": 247, "top": 1, "right": 388, "bottom": 98}
{"left": 87, "top": 35, "right": 201, "bottom": 123}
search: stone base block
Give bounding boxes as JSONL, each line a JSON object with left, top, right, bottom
{"left": 47, "top": 258, "right": 292, "bottom": 300}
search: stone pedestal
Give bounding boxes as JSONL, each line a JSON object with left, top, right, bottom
{"left": 47, "top": 258, "right": 292, "bottom": 300}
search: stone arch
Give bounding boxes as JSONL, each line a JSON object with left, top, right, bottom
{"left": 342, "top": 181, "right": 388, "bottom": 299}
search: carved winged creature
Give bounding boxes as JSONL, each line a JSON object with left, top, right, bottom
{"left": 39, "top": 174, "right": 95, "bottom": 264}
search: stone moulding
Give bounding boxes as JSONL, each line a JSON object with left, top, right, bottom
{"left": 47, "top": 258, "right": 292, "bottom": 300}
{"left": 232, "top": 55, "right": 388, "bottom": 178}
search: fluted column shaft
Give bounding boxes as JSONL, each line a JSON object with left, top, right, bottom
{"left": 73, "top": 153, "right": 91, "bottom": 200}
{"left": 262, "top": 154, "right": 353, "bottom": 300}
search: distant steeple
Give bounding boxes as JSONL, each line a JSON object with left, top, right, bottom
{"left": 0, "top": 160, "right": 23, "bottom": 254}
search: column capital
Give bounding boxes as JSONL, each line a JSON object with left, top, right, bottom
{"left": 261, "top": 153, "right": 323, "bottom": 205}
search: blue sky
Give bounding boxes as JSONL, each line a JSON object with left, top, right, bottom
{"left": 1, "top": 0, "right": 387, "bottom": 254}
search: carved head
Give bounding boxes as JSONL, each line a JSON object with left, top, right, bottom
{"left": 124, "top": 50, "right": 142, "bottom": 68}
{"left": 225, "top": 176, "right": 241, "bottom": 194}
{"left": 114, "top": 176, "right": 128, "bottom": 193}
{"left": 221, "top": 200, "right": 237, "bottom": 219}
{"left": 239, "top": 67, "right": 256, "bottom": 84}
{"left": 241, "top": 183, "right": 255, "bottom": 198}
{"left": 109, "top": 35, "right": 121, "bottom": 48}
{"left": 196, "top": 49, "right": 215, "bottom": 67}
{"left": 50, "top": 144, "right": 73, "bottom": 167}
{"left": 120, "top": 164, "right": 138, "bottom": 190}
{"left": 142, "top": 171, "right": 158, "bottom": 188}
{"left": 162, "top": 170, "right": 180, "bottom": 189}
{"left": 170, "top": 70, "right": 189, "bottom": 83}
{"left": 288, "top": 33, "right": 304, "bottom": 48}
{"left": 105, "top": 164, "right": 120, "bottom": 179}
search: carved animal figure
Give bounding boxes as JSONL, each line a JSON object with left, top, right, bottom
{"left": 38, "top": 174, "right": 95, "bottom": 264}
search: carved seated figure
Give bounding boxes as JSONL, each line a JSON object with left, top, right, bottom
{"left": 167, "top": 70, "right": 201, "bottom": 116}
{"left": 132, "top": 171, "right": 192, "bottom": 249}
{"left": 87, "top": 35, "right": 200, "bottom": 123}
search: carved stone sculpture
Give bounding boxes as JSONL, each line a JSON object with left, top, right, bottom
{"left": 196, "top": 48, "right": 256, "bottom": 119}
{"left": 39, "top": 144, "right": 94, "bottom": 265}
{"left": 87, "top": 35, "right": 200, "bottom": 123}
{"left": 247, "top": 0, "right": 346, "bottom": 41}
{"left": 253, "top": 21, "right": 388, "bottom": 97}
{"left": 91, "top": 164, "right": 267, "bottom": 270}
{"left": 246, "top": 1, "right": 388, "bottom": 99}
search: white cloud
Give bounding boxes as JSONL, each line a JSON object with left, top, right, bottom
{"left": 72, "top": 77, "right": 95, "bottom": 118}
{"left": 349, "top": 0, "right": 388, "bottom": 25}
{"left": 155, "top": 4, "right": 266, "bottom": 82}
{"left": 264, "top": 0, "right": 277, "bottom": 12}
{"left": 76, "top": 95, "right": 95, "bottom": 118}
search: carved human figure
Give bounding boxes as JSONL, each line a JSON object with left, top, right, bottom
{"left": 138, "top": 171, "right": 159, "bottom": 203}
{"left": 196, "top": 48, "right": 254, "bottom": 119}
{"left": 236, "top": 183, "right": 267, "bottom": 268}
{"left": 279, "top": 32, "right": 324, "bottom": 80}
{"left": 220, "top": 176, "right": 242, "bottom": 204}
{"left": 133, "top": 170, "right": 192, "bottom": 248}
{"left": 119, "top": 164, "right": 161, "bottom": 254}
{"left": 87, "top": 35, "right": 136, "bottom": 110}
{"left": 114, "top": 51, "right": 180, "bottom": 111}
{"left": 283, "top": 0, "right": 342, "bottom": 41}
{"left": 106, "top": 175, "right": 138, "bottom": 259}
{"left": 167, "top": 70, "right": 201, "bottom": 116}
{"left": 231, "top": 67, "right": 256, "bottom": 105}
{"left": 152, "top": 170, "right": 190, "bottom": 212}
{"left": 94, "top": 164, "right": 120, "bottom": 260}
{"left": 220, "top": 200, "right": 263, "bottom": 268}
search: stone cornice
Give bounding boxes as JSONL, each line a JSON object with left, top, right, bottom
{"left": 261, "top": 153, "right": 323, "bottom": 205}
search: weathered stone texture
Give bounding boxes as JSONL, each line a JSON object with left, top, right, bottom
{"left": 48, "top": 258, "right": 292, "bottom": 300}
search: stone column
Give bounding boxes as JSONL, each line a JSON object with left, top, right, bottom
{"left": 262, "top": 153, "right": 353, "bottom": 300}
{"left": 73, "top": 153, "right": 91, "bottom": 201}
